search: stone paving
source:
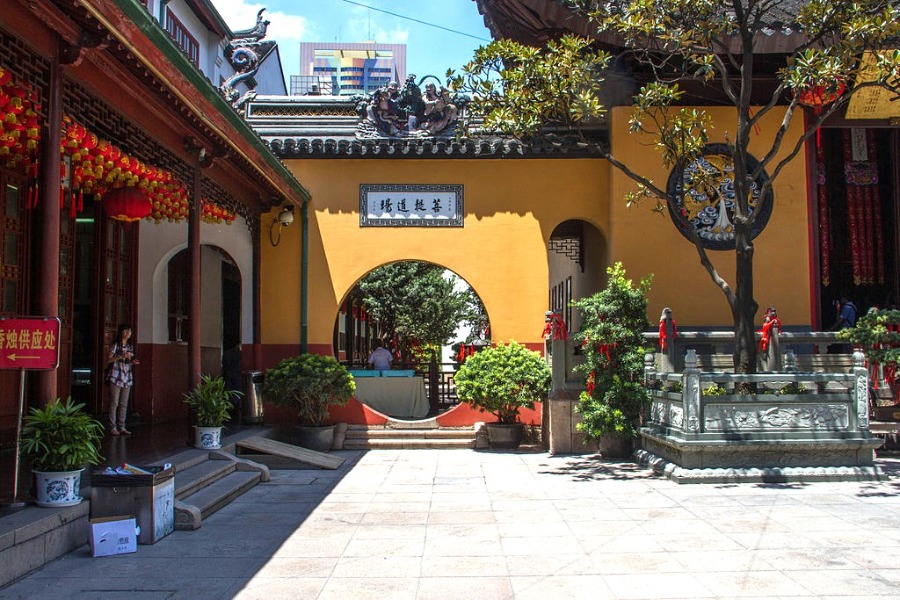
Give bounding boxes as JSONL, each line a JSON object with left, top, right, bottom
{"left": 3, "top": 450, "right": 900, "bottom": 599}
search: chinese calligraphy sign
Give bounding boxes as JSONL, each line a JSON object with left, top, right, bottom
{"left": 360, "top": 184, "right": 463, "bottom": 227}
{"left": 0, "top": 317, "right": 61, "bottom": 370}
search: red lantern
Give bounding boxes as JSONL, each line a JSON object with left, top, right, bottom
{"left": 102, "top": 186, "right": 152, "bottom": 222}
{"left": 797, "top": 82, "right": 846, "bottom": 110}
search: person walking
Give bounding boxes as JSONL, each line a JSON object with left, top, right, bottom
{"left": 106, "top": 324, "right": 139, "bottom": 435}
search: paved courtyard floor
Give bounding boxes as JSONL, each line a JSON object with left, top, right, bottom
{"left": 4, "top": 449, "right": 900, "bottom": 599}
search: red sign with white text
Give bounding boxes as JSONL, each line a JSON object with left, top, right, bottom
{"left": 0, "top": 317, "right": 61, "bottom": 371}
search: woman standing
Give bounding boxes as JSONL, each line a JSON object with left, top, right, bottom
{"left": 106, "top": 324, "right": 139, "bottom": 435}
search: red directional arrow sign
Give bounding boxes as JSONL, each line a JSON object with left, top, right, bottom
{"left": 0, "top": 317, "right": 61, "bottom": 371}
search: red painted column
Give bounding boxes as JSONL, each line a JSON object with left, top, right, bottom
{"left": 188, "top": 167, "right": 201, "bottom": 389}
{"left": 34, "top": 38, "right": 62, "bottom": 405}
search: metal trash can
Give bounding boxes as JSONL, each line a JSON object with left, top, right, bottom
{"left": 242, "top": 371, "right": 265, "bottom": 424}
{"left": 90, "top": 465, "right": 175, "bottom": 545}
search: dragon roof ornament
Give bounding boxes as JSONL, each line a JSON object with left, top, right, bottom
{"left": 221, "top": 8, "right": 274, "bottom": 111}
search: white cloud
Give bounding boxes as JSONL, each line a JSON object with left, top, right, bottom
{"left": 214, "top": 2, "right": 307, "bottom": 45}
{"left": 213, "top": 1, "right": 307, "bottom": 79}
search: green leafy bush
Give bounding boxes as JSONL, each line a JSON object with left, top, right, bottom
{"left": 777, "top": 382, "right": 808, "bottom": 395}
{"left": 183, "top": 375, "right": 242, "bottom": 427}
{"left": 263, "top": 354, "right": 355, "bottom": 426}
{"left": 20, "top": 398, "right": 104, "bottom": 472}
{"left": 702, "top": 383, "right": 728, "bottom": 396}
{"left": 838, "top": 308, "right": 900, "bottom": 367}
{"left": 454, "top": 340, "right": 551, "bottom": 424}
{"left": 574, "top": 263, "right": 652, "bottom": 438}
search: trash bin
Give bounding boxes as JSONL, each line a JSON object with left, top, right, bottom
{"left": 90, "top": 465, "right": 175, "bottom": 545}
{"left": 242, "top": 371, "right": 265, "bottom": 424}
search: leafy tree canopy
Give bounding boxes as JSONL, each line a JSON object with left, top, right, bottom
{"left": 357, "top": 261, "right": 488, "bottom": 360}
{"left": 452, "top": 0, "right": 900, "bottom": 373}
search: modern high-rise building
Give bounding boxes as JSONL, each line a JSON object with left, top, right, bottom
{"left": 297, "top": 42, "right": 406, "bottom": 96}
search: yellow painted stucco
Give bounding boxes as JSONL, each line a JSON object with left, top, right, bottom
{"left": 260, "top": 105, "right": 812, "bottom": 349}
{"left": 608, "top": 106, "right": 811, "bottom": 326}
{"left": 261, "top": 159, "right": 609, "bottom": 348}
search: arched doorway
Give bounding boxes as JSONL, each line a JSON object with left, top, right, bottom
{"left": 165, "top": 245, "right": 242, "bottom": 375}
{"left": 333, "top": 260, "right": 489, "bottom": 418}
{"left": 548, "top": 219, "right": 609, "bottom": 337}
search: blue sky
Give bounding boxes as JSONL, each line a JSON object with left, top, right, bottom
{"left": 212, "top": 0, "right": 493, "bottom": 87}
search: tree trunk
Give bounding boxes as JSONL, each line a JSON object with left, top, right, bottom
{"left": 732, "top": 227, "right": 758, "bottom": 374}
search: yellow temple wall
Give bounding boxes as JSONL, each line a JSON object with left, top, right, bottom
{"left": 608, "top": 106, "right": 812, "bottom": 327}
{"left": 260, "top": 105, "right": 812, "bottom": 353}
{"left": 261, "top": 159, "right": 610, "bottom": 350}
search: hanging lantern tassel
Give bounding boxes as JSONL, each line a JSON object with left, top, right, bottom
{"left": 102, "top": 186, "right": 152, "bottom": 222}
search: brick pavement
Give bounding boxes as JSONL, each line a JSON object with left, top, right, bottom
{"left": 3, "top": 450, "right": 900, "bottom": 599}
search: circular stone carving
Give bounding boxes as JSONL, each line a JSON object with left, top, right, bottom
{"left": 666, "top": 144, "right": 774, "bottom": 250}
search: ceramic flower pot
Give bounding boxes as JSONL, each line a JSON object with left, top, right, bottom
{"left": 295, "top": 425, "right": 335, "bottom": 452}
{"left": 33, "top": 469, "right": 84, "bottom": 507}
{"left": 194, "top": 426, "right": 223, "bottom": 450}
{"left": 485, "top": 422, "right": 525, "bottom": 449}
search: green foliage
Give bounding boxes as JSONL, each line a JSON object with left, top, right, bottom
{"left": 454, "top": 340, "right": 551, "bottom": 424}
{"left": 456, "top": 1, "right": 900, "bottom": 374}
{"left": 702, "top": 383, "right": 728, "bottom": 396}
{"left": 263, "top": 354, "right": 355, "bottom": 426}
{"left": 838, "top": 309, "right": 900, "bottom": 367}
{"left": 777, "top": 381, "right": 808, "bottom": 395}
{"left": 574, "top": 263, "right": 651, "bottom": 438}
{"left": 20, "top": 397, "right": 104, "bottom": 472}
{"left": 358, "top": 262, "right": 487, "bottom": 361}
{"left": 182, "top": 375, "right": 241, "bottom": 428}
{"left": 450, "top": 36, "right": 609, "bottom": 139}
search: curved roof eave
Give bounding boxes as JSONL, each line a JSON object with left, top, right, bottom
{"left": 81, "top": 0, "right": 311, "bottom": 206}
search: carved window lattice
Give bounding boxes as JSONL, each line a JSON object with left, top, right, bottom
{"left": 64, "top": 82, "right": 259, "bottom": 237}
{"left": 548, "top": 236, "right": 583, "bottom": 272}
{"left": 201, "top": 178, "right": 258, "bottom": 240}
{"left": 248, "top": 104, "right": 358, "bottom": 118}
{"left": 0, "top": 29, "right": 50, "bottom": 108}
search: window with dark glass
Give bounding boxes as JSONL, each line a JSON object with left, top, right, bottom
{"left": 165, "top": 9, "right": 200, "bottom": 66}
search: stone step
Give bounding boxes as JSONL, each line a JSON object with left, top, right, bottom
{"left": 343, "top": 438, "right": 475, "bottom": 450}
{"left": 173, "top": 452, "right": 269, "bottom": 530}
{"left": 174, "top": 458, "right": 237, "bottom": 500}
{"left": 176, "top": 470, "right": 262, "bottom": 526}
{"left": 344, "top": 428, "right": 475, "bottom": 440}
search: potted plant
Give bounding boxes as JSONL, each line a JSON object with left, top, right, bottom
{"left": 453, "top": 340, "right": 551, "bottom": 449}
{"left": 263, "top": 353, "right": 355, "bottom": 451}
{"left": 574, "top": 262, "right": 652, "bottom": 457}
{"left": 183, "top": 375, "right": 242, "bottom": 449}
{"left": 19, "top": 397, "right": 104, "bottom": 507}
{"left": 838, "top": 308, "right": 900, "bottom": 420}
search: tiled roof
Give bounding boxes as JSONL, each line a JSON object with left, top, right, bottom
{"left": 247, "top": 95, "right": 607, "bottom": 159}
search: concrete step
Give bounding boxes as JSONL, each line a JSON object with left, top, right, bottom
{"left": 343, "top": 438, "right": 476, "bottom": 450}
{"left": 344, "top": 428, "right": 475, "bottom": 440}
{"left": 173, "top": 452, "right": 269, "bottom": 530}
{"left": 174, "top": 458, "right": 237, "bottom": 500}
{"left": 177, "top": 470, "right": 262, "bottom": 522}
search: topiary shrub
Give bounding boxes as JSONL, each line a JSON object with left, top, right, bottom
{"left": 454, "top": 340, "right": 551, "bottom": 424}
{"left": 574, "top": 262, "right": 652, "bottom": 439}
{"left": 263, "top": 354, "right": 355, "bottom": 426}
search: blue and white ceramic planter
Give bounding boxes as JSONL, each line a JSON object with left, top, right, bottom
{"left": 194, "top": 426, "right": 222, "bottom": 450}
{"left": 33, "top": 469, "right": 84, "bottom": 507}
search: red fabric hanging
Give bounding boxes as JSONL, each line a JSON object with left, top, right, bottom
{"left": 542, "top": 313, "right": 568, "bottom": 341}
{"left": 659, "top": 318, "right": 677, "bottom": 351}
{"left": 758, "top": 310, "right": 782, "bottom": 352}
